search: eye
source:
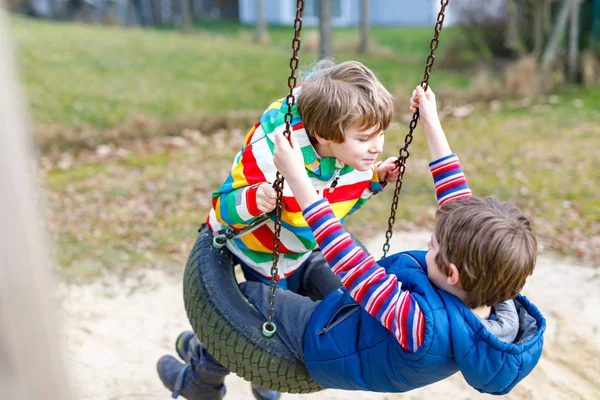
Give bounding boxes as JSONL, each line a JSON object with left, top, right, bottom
{"left": 358, "top": 137, "right": 369, "bottom": 142}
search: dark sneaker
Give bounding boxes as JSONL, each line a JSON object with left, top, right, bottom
{"left": 175, "top": 331, "right": 197, "bottom": 363}
{"left": 251, "top": 385, "right": 281, "bottom": 400}
{"left": 157, "top": 355, "right": 226, "bottom": 400}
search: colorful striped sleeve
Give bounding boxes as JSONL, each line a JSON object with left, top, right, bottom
{"left": 211, "top": 141, "right": 272, "bottom": 227}
{"left": 303, "top": 199, "right": 425, "bottom": 353}
{"left": 429, "top": 154, "right": 472, "bottom": 206}
{"left": 369, "top": 167, "right": 386, "bottom": 193}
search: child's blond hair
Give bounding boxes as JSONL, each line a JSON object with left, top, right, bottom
{"left": 297, "top": 60, "right": 394, "bottom": 143}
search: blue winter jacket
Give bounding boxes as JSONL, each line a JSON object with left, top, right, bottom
{"left": 302, "top": 250, "right": 546, "bottom": 395}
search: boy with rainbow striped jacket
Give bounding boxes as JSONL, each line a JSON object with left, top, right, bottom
{"left": 206, "top": 60, "right": 401, "bottom": 292}
{"left": 160, "top": 60, "right": 403, "bottom": 400}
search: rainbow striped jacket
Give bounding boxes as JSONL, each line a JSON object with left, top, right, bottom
{"left": 207, "top": 85, "right": 385, "bottom": 279}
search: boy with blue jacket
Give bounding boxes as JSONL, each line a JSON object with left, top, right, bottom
{"left": 160, "top": 86, "right": 545, "bottom": 398}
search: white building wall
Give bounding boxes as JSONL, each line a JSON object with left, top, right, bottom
{"left": 239, "top": 0, "right": 286, "bottom": 25}
{"left": 240, "top": 0, "right": 507, "bottom": 28}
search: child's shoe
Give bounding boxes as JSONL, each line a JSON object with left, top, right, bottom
{"left": 157, "top": 355, "right": 226, "bottom": 400}
{"left": 175, "top": 331, "right": 198, "bottom": 362}
{"left": 173, "top": 331, "right": 229, "bottom": 376}
{"left": 158, "top": 331, "right": 229, "bottom": 399}
{"left": 251, "top": 384, "right": 281, "bottom": 400}
{"left": 170, "top": 331, "right": 281, "bottom": 400}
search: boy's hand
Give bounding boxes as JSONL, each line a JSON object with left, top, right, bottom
{"left": 273, "top": 132, "right": 307, "bottom": 184}
{"left": 377, "top": 157, "right": 400, "bottom": 184}
{"left": 256, "top": 183, "right": 277, "bottom": 213}
{"left": 410, "top": 85, "right": 440, "bottom": 129}
{"left": 274, "top": 131, "right": 319, "bottom": 209}
{"left": 411, "top": 85, "right": 452, "bottom": 160}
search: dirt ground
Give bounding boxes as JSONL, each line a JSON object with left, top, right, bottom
{"left": 58, "top": 231, "right": 600, "bottom": 400}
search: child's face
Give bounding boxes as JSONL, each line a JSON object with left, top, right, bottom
{"left": 327, "top": 124, "right": 384, "bottom": 171}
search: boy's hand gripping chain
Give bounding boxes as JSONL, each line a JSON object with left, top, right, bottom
{"left": 263, "top": 0, "right": 304, "bottom": 339}
{"left": 382, "top": 0, "right": 450, "bottom": 258}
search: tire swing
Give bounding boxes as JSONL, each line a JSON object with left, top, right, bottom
{"left": 183, "top": 0, "right": 450, "bottom": 393}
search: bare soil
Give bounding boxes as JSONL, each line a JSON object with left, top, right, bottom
{"left": 58, "top": 232, "right": 600, "bottom": 400}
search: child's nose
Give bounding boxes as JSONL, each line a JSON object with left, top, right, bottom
{"left": 370, "top": 139, "right": 383, "bottom": 153}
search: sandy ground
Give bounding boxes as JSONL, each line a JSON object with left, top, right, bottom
{"left": 58, "top": 231, "right": 600, "bottom": 400}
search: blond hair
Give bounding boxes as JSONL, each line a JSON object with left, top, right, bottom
{"left": 434, "top": 197, "right": 537, "bottom": 308}
{"left": 297, "top": 60, "right": 394, "bottom": 143}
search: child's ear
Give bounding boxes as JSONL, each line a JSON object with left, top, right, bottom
{"left": 313, "top": 133, "right": 331, "bottom": 145}
{"left": 446, "top": 263, "right": 461, "bottom": 286}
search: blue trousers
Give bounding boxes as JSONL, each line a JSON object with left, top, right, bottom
{"left": 239, "top": 280, "right": 320, "bottom": 361}
{"left": 196, "top": 250, "right": 341, "bottom": 377}
{"left": 238, "top": 248, "right": 344, "bottom": 301}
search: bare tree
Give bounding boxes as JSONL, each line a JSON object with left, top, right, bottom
{"left": 533, "top": 0, "right": 545, "bottom": 56}
{"left": 359, "top": 0, "right": 370, "bottom": 54}
{"left": 319, "top": 0, "right": 333, "bottom": 59}
{"left": 505, "top": 0, "right": 526, "bottom": 55}
{"left": 543, "top": 0, "right": 552, "bottom": 36}
{"left": 593, "top": 0, "right": 600, "bottom": 49}
{"left": 181, "top": 0, "right": 192, "bottom": 31}
{"left": 256, "top": 0, "right": 268, "bottom": 44}
{"left": 541, "top": 0, "right": 574, "bottom": 73}
{"left": 567, "top": 0, "right": 582, "bottom": 82}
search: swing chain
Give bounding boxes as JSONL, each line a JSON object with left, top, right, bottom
{"left": 265, "top": 0, "right": 305, "bottom": 335}
{"left": 382, "top": 0, "right": 449, "bottom": 258}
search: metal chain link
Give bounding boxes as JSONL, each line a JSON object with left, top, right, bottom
{"left": 382, "top": 0, "right": 449, "bottom": 258}
{"left": 264, "top": 0, "right": 304, "bottom": 334}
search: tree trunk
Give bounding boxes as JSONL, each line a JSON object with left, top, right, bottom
{"left": 543, "top": 0, "right": 552, "bottom": 36}
{"left": 256, "top": 0, "right": 268, "bottom": 44}
{"left": 592, "top": 0, "right": 600, "bottom": 49}
{"left": 533, "top": 0, "right": 545, "bottom": 56}
{"left": 319, "top": 0, "right": 333, "bottom": 59}
{"left": 133, "top": 0, "right": 155, "bottom": 27}
{"left": 181, "top": 0, "right": 192, "bottom": 31}
{"left": 359, "top": 0, "right": 370, "bottom": 54}
{"left": 5, "top": 0, "right": 21, "bottom": 12}
{"left": 541, "top": 0, "right": 575, "bottom": 73}
{"left": 567, "top": 0, "right": 581, "bottom": 82}
{"left": 194, "top": 0, "right": 210, "bottom": 20}
{"left": 505, "top": 0, "right": 526, "bottom": 56}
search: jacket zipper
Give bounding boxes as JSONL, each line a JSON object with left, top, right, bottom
{"left": 316, "top": 304, "right": 360, "bottom": 335}
{"left": 328, "top": 170, "right": 340, "bottom": 193}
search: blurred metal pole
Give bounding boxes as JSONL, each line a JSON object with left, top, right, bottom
{"left": 0, "top": 6, "right": 74, "bottom": 400}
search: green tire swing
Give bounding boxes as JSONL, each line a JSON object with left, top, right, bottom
{"left": 183, "top": 0, "right": 450, "bottom": 393}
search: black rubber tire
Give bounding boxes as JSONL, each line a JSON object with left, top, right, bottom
{"left": 183, "top": 228, "right": 324, "bottom": 393}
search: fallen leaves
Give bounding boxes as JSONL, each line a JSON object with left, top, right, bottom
{"left": 39, "top": 110, "right": 600, "bottom": 281}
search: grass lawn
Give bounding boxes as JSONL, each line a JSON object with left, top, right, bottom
{"left": 10, "top": 17, "right": 468, "bottom": 132}
{"left": 8, "top": 17, "right": 599, "bottom": 279}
